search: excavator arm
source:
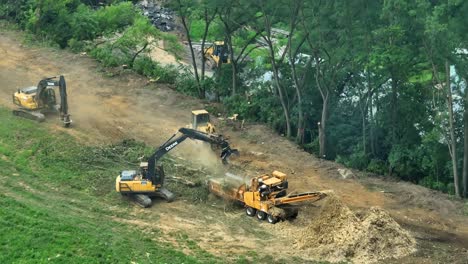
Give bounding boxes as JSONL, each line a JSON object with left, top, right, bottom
{"left": 36, "top": 75, "right": 71, "bottom": 127}
{"left": 146, "top": 128, "right": 238, "bottom": 185}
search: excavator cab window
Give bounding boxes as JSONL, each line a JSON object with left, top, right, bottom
{"left": 21, "top": 86, "right": 37, "bottom": 94}
{"left": 120, "top": 170, "right": 137, "bottom": 181}
{"left": 45, "top": 89, "right": 57, "bottom": 106}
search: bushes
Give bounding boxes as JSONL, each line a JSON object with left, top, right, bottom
{"left": 94, "top": 2, "right": 136, "bottom": 34}
{"left": 70, "top": 4, "right": 99, "bottom": 41}
{"left": 90, "top": 44, "right": 127, "bottom": 67}
{"left": 133, "top": 56, "right": 179, "bottom": 84}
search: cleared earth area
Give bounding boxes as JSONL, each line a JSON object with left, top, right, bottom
{"left": 1, "top": 28, "right": 468, "bottom": 263}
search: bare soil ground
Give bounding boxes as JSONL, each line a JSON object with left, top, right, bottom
{"left": 1, "top": 29, "right": 468, "bottom": 263}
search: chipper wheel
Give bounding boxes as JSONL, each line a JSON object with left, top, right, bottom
{"left": 256, "top": 211, "right": 266, "bottom": 221}
{"left": 267, "top": 214, "right": 278, "bottom": 224}
{"left": 246, "top": 207, "right": 257, "bottom": 217}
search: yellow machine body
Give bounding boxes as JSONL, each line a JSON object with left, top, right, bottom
{"left": 208, "top": 170, "right": 327, "bottom": 223}
{"left": 191, "top": 109, "right": 215, "bottom": 134}
{"left": 115, "top": 176, "right": 159, "bottom": 193}
{"left": 204, "top": 41, "right": 230, "bottom": 69}
{"left": 115, "top": 163, "right": 160, "bottom": 194}
{"left": 13, "top": 87, "right": 42, "bottom": 110}
{"left": 12, "top": 76, "right": 71, "bottom": 126}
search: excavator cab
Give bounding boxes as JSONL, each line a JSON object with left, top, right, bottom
{"left": 191, "top": 109, "right": 215, "bottom": 134}
{"left": 204, "top": 41, "right": 230, "bottom": 69}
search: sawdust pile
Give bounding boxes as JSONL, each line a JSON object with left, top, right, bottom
{"left": 297, "top": 195, "right": 416, "bottom": 263}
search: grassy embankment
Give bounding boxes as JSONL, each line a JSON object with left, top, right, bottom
{"left": 0, "top": 107, "right": 221, "bottom": 264}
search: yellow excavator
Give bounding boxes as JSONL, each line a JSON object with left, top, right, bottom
{"left": 12, "top": 75, "right": 72, "bottom": 127}
{"left": 191, "top": 109, "right": 216, "bottom": 134}
{"left": 204, "top": 41, "right": 230, "bottom": 69}
{"left": 115, "top": 127, "right": 239, "bottom": 207}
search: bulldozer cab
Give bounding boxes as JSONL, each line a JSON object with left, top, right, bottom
{"left": 191, "top": 110, "right": 215, "bottom": 133}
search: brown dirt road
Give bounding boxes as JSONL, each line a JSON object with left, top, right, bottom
{"left": 1, "top": 29, "right": 468, "bottom": 263}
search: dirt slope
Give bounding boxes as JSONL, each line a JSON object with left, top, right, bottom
{"left": 1, "top": 29, "right": 468, "bottom": 263}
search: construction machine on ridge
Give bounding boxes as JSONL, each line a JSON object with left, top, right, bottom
{"left": 12, "top": 75, "right": 72, "bottom": 127}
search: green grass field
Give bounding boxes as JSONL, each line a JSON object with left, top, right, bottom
{"left": 0, "top": 108, "right": 222, "bottom": 264}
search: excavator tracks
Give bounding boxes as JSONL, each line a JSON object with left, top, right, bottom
{"left": 133, "top": 194, "right": 152, "bottom": 208}
{"left": 155, "top": 187, "right": 175, "bottom": 202}
{"left": 12, "top": 109, "right": 45, "bottom": 122}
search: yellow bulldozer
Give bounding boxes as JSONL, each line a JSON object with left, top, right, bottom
{"left": 191, "top": 109, "right": 216, "bottom": 134}
{"left": 203, "top": 41, "right": 230, "bottom": 69}
{"left": 12, "top": 75, "right": 72, "bottom": 127}
{"left": 208, "top": 171, "right": 327, "bottom": 224}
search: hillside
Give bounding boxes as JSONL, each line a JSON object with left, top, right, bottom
{"left": 1, "top": 27, "right": 468, "bottom": 263}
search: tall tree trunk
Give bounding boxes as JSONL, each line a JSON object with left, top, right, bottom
{"left": 463, "top": 83, "right": 468, "bottom": 197}
{"left": 200, "top": 10, "right": 210, "bottom": 84}
{"left": 362, "top": 111, "right": 367, "bottom": 154}
{"left": 261, "top": 9, "right": 291, "bottom": 137}
{"left": 289, "top": 57, "right": 306, "bottom": 143}
{"left": 318, "top": 95, "right": 328, "bottom": 158}
{"left": 271, "top": 62, "right": 291, "bottom": 137}
{"left": 315, "top": 57, "right": 328, "bottom": 158}
{"left": 445, "top": 60, "right": 460, "bottom": 197}
{"left": 225, "top": 33, "right": 237, "bottom": 96}
{"left": 390, "top": 71, "right": 398, "bottom": 145}
{"left": 369, "top": 92, "right": 376, "bottom": 156}
{"left": 181, "top": 16, "right": 203, "bottom": 99}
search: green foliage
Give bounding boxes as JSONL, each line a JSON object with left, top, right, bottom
{"left": 388, "top": 145, "right": 423, "bottom": 182}
{"left": 95, "top": 2, "right": 136, "bottom": 34}
{"left": 336, "top": 150, "right": 369, "bottom": 171}
{"left": 367, "top": 159, "right": 387, "bottom": 175}
{"left": 3, "top": 0, "right": 468, "bottom": 196}
{"left": 90, "top": 44, "right": 127, "bottom": 67}
{"left": 175, "top": 71, "right": 199, "bottom": 97}
{"left": 133, "top": 56, "right": 179, "bottom": 84}
{"left": 69, "top": 4, "right": 98, "bottom": 41}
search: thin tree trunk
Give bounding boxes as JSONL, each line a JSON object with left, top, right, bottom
{"left": 225, "top": 33, "right": 237, "bottom": 96}
{"left": 463, "top": 82, "right": 468, "bottom": 197}
{"left": 362, "top": 112, "right": 367, "bottom": 154}
{"left": 446, "top": 60, "right": 460, "bottom": 197}
{"left": 271, "top": 58, "right": 291, "bottom": 137}
{"left": 261, "top": 9, "right": 291, "bottom": 137}
{"left": 369, "top": 92, "right": 375, "bottom": 156}
{"left": 287, "top": 2, "right": 307, "bottom": 143}
{"left": 200, "top": 9, "right": 216, "bottom": 99}
{"left": 181, "top": 16, "right": 203, "bottom": 98}
{"left": 319, "top": 95, "right": 328, "bottom": 158}
{"left": 390, "top": 72, "right": 398, "bottom": 145}
{"left": 130, "top": 42, "right": 148, "bottom": 68}
{"left": 315, "top": 56, "right": 328, "bottom": 158}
